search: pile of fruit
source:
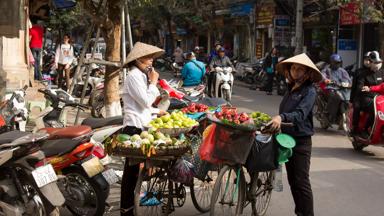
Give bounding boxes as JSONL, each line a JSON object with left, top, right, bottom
{"left": 181, "top": 103, "right": 209, "bottom": 114}
{"left": 112, "top": 130, "right": 188, "bottom": 157}
{"left": 214, "top": 109, "right": 250, "bottom": 125}
{"left": 149, "top": 111, "right": 198, "bottom": 130}
{"left": 251, "top": 111, "right": 272, "bottom": 127}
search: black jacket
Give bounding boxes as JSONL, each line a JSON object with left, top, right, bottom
{"left": 350, "top": 66, "right": 370, "bottom": 103}
{"left": 355, "top": 68, "right": 384, "bottom": 101}
{"left": 279, "top": 81, "right": 317, "bottom": 138}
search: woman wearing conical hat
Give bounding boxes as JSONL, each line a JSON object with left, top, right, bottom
{"left": 269, "top": 53, "right": 322, "bottom": 216}
{"left": 120, "top": 42, "right": 164, "bottom": 216}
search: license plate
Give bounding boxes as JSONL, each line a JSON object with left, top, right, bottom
{"left": 81, "top": 157, "right": 104, "bottom": 178}
{"left": 102, "top": 169, "right": 119, "bottom": 185}
{"left": 32, "top": 164, "right": 58, "bottom": 188}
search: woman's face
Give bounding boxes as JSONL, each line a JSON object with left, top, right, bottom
{"left": 136, "top": 56, "right": 154, "bottom": 70}
{"left": 63, "top": 36, "right": 70, "bottom": 43}
{"left": 290, "top": 63, "right": 307, "bottom": 81}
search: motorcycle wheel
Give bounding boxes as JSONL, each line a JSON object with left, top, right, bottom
{"left": 222, "top": 89, "right": 231, "bottom": 102}
{"left": 352, "top": 141, "right": 367, "bottom": 151}
{"left": 62, "top": 167, "right": 108, "bottom": 216}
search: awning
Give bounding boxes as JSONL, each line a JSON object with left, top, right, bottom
{"left": 52, "top": 0, "right": 77, "bottom": 10}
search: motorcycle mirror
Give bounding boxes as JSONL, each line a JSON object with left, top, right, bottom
{"left": 22, "top": 85, "right": 28, "bottom": 91}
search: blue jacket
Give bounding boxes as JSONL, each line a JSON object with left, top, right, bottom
{"left": 279, "top": 82, "right": 317, "bottom": 138}
{"left": 181, "top": 59, "right": 205, "bottom": 86}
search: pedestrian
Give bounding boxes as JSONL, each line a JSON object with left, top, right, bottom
{"left": 120, "top": 42, "right": 165, "bottom": 216}
{"left": 194, "top": 46, "right": 206, "bottom": 62}
{"left": 181, "top": 52, "right": 206, "bottom": 87}
{"left": 263, "top": 47, "right": 279, "bottom": 95}
{"left": 55, "top": 34, "right": 75, "bottom": 89}
{"left": 29, "top": 17, "right": 44, "bottom": 81}
{"left": 173, "top": 46, "right": 184, "bottom": 66}
{"left": 269, "top": 53, "right": 323, "bottom": 216}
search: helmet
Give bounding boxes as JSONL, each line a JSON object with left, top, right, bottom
{"left": 330, "top": 54, "right": 342, "bottom": 63}
{"left": 363, "top": 51, "right": 371, "bottom": 59}
{"left": 194, "top": 46, "right": 200, "bottom": 51}
{"left": 369, "top": 51, "right": 382, "bottom": 63}
{"left": 218, "top": 47, "right": 225, "bottom": 53}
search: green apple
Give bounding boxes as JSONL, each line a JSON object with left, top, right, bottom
{"left": 148, "top": 134, "right": 155, "bottom": 143}
{"left": 131, "top": 134, "right": 142, "bottom": 142}
{"left": 140, "top": 131, "right": 149, "bottom": 139}
{"left": 161, "top": 115, "right": 171, "bottom": 123}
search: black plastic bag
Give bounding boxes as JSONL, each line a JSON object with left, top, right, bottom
{"left": 245, "top": 134, "right": 279, "bottom": 172}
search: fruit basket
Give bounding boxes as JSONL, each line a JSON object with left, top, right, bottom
{"left": 148, "top": 111, "right": 199, "bottom": 137}
{"left": 105, "top": 131, "right": 192, "bottom": 159}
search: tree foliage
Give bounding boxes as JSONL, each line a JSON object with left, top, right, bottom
{"left": 45, "top": 4, "right": 88, "bottom": 35}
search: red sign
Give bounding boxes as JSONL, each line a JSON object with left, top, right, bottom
{"left": 340, "top": 2, "right": 360, "bottom": 25}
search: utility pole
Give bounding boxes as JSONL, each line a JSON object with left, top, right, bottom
{"left": 294, "top": 0, "right": 303, "bottom": 55}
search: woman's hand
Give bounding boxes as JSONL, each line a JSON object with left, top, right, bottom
{"left": 148, "top": 69, "right": 159, "bottom": 85}
{"left": 269, "top": 115, "right": 282, "bottom": 131}
{"left": 158, "top": 110, "right": 168, "bottom": 116}
{"left": 362, "top": 86, "right": 370, "bottom": 92}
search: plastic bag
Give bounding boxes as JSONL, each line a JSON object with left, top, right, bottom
{"left": 199, "top": 124, "right": 222, "bottom": 164}
{"left": 169, "top": 159, "right": 195, "bottom": 186}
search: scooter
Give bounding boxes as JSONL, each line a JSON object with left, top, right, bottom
{"left": 172, "top": 62, "right": 183, "bottom": 77}
{"left": 73, "top": 65, "right": 105, "bottom": 98}
{"left": 0, "top": 131, "right": 65, "bottom": 215}
{"left": 36, "top": 137, "right": 113, "bottom": 216}
{"left": 347, "top": 95, "right": 384, "bottom": 151}
{"left": 314, "top": 81, "right": 350, "bottom": 131}
{"left": 209, "top": 67, "right": 234, "bottom": 102}
{"left": 0, "top": 85, "right": 29, "bottom": 132}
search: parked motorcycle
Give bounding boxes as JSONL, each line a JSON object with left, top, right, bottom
{"left": 314, "top": 81, "right": 350, "bottom": 131}
{"left": 0, "top": 85, "right": 29, "bottom": 133}
{"left": 0, "top": 131, "right": 65, "bottom": 216}
{"left": 73, "top": 64, "right": 105, "bottom": 98}
{"left": 172, "top": 62, "right": 183, "bottom": 77}
{"left": 37, "top": 137, "right": 112, "bottom": 216}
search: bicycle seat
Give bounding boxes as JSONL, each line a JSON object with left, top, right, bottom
{"left": 40, "top": 139, "right": 84, "bottom": 157}
{"left": 40, "top": 125, "right": 93, "bottom": 140}
{"left": 0, "top": 131, "right": 31, "bottom": 144}
{"left": 81, "top": 116, "right": 123, "bottom": 129}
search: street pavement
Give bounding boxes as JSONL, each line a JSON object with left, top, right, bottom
{"left": 62, "top": 73, "right": 384, "bottom": 216}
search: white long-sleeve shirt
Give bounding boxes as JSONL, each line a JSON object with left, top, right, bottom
{"left": 55, "top": 43, "right": 74, "bottom": 65}
{"left": 122, "top": 66, "right": 160, "bottom": 129}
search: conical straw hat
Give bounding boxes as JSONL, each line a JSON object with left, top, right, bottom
{"left": 123, "top": 42, "right": 165, "bottom": 67}
{"left": 276, "top": 53, "right": 323, "bottom": 83}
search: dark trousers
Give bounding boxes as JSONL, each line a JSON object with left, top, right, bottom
{"left": 57, "top": 63, "right": 71, "bottom": 89}
{"left": 285, "top": 137, "right": 314, "bottom": 216}
{"left": 352, "top": 97, "right": 375, "bottom": 131}
{"left": 326, "top": 91, "right": 342, "bottom": 123}
{"left": 265, "top": 72, "right": 274, "bottom": 93}
{"left": 207, "top": 72, "right": 216, "bottom": 97}
{"left": 31, "top": 48, "right": 41, "bottom": 80}
{"left": 120, "top": 126, "right": 142, "bottom": 216}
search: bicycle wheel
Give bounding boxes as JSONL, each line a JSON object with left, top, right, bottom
{"left": 210, "top": 165, "right": 245, "bottom": 216}
{"left": 250, "top": 171, "right": 275, "bottom": 216}
{"left": 190, "top": 168, "right": 217, "bottom": 213}
{"left": 134, "top": 167, "right": 170, "bottom": 216}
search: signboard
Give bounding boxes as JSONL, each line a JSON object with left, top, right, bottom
{"left": 256, "top": 40, "right": 263, "bottom": 59}
{"left": 339, "top": 2, "right": 360, "bottom": 25}
{"left": 338, "top": 39, "right": 357, "bottom": 68}
{"left": 256, "top": 3, "right": 275, "bottom": 26}
{"left": 231, "top": 3, "right": 253, "bottom": 17}
{"left": 274, "top": 15, "right": 291, "bottom": 47}
{"left": 275, "top": 15, "right": 290, "bottom": 27}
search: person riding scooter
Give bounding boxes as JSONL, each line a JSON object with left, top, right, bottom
{"left": 353, "top": 51, "right": 384, "bottom": 137}
{"left": 208, "top": 47, "right": 234, "bottom": 97}
{"left": 321, "top": 54, "right": 352, "bottom": 126}
{"left": 181, "top": 52, "right": 205, "bottom": 87}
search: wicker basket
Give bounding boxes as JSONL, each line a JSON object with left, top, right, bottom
{"left": 111, "top": 146, "right": 191, "bottom": 159}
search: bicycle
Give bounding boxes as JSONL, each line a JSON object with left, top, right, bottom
{"left": 210, "top": 164, "right": 275, "bottom": 216}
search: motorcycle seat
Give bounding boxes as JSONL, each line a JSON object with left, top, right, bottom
{"left": 81, "top": 116, "right": 123, "bottom": 129}
{"left": 0, "top": 131, "right": 31, "bottom": 144}
{"left": 40, "top": 139, "right": 83, "bottom": 157}
{"left": 39, "top": 125, "right": 93, "bottom": 139}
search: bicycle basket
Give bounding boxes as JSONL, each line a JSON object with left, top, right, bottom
{"left": 211, "top": 123, "right": 256, "bottom": 164}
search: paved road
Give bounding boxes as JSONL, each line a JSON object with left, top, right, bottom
{"left": 63, "top": 75, "right": 384, "bottom": 216}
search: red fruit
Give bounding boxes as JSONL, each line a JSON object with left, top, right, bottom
{"left": 181, "top": 108, "right": 188, "bottom": 113}
{"left": 234, "top": 119, "right": 240, "bottom": 124}
{"left": 190, "top": 107, "right": 197, "bottom": 113}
